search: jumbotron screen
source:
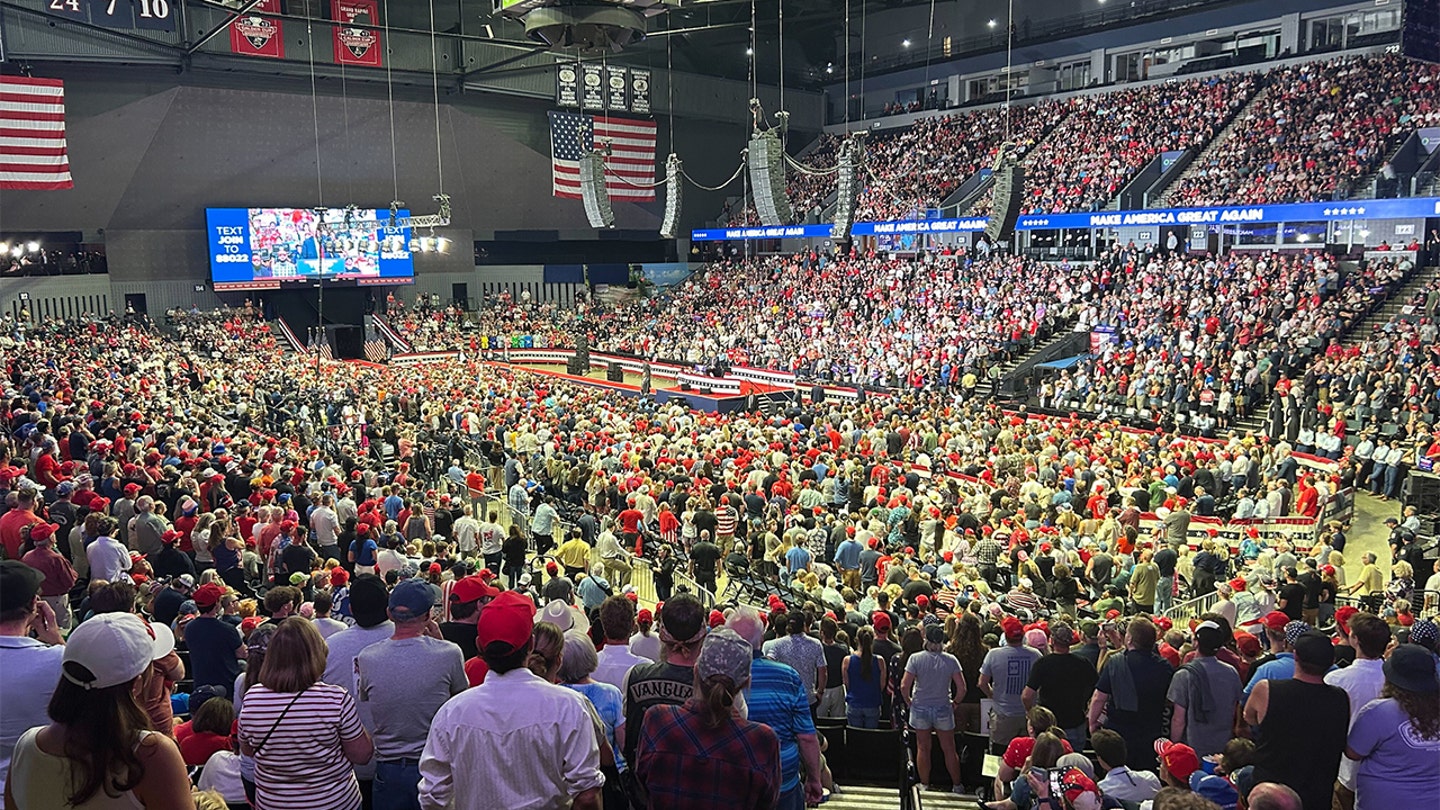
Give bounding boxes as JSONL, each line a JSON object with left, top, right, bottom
{"left": 205, "top": 207, "right": 415, "bottom": 290}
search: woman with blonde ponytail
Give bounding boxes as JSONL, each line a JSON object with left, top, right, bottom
{"left": 634, "top": 628, "right": 782, "bottom": 809}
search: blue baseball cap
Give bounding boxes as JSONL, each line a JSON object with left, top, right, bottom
{"left": 388, "top": 579, "right": 435, "bottom": 622}
{"left": 1190, "top": 772, "right": 1237, "bottom": 810}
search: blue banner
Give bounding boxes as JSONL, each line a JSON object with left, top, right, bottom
{"left": 1017, "top": 197, "right": 1440, "bottom": 231}
{"left": 852, "top": 217, "right": 989, "bottom": 236}
{"left": 690, "top": 197, "right": 1440, "bottom": 241}
{"left": 1160, "top": 150, "right": 1185, "bottom": 175}
{"left": 690, "top": 224, "right": 835, "bottom": 241}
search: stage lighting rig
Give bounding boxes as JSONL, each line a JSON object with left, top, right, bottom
{"left": 495, "top": 0, "right": 680, "bottom": 54}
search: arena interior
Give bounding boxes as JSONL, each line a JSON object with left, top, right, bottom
{"left": 1, "top": 0, "right": 1439, "bottom": 809}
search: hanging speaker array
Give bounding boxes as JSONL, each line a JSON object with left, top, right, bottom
{"left": 579, "top": 151, "right": 615, "bottom": 229}
{"left": 660, "top": 153, "right": 683, "bottom": 239}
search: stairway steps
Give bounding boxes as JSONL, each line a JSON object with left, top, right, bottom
{"left": 825, "top": 783, "right": 980, "bottom": 810}
{"left": 1155, "top": 84, "right": 1272, "bottom": 208}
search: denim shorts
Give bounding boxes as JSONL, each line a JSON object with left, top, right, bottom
{"left": 910, "top": 704, "right": 956, "bottom": 731}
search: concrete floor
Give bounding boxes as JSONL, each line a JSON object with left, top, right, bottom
{"left": 1345, "top": 491, "right": 1400, "bottom": 583}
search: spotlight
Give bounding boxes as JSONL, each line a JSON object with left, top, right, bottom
{"left": 436, "top": 237, "right": 450, "bottom": 253}
{"left": 409, "top": 238, "right": 422, "bottom": 252}
{"left": 745, "top": 47, "right": 753, "bottom": 56}
{"left": 26, "top": 242, "right": 38, "bottom": 253}
{"left": 988, "top": 19, "right": 997, "bottom": 27}
{"left": 825, "top": 63, "right": 834, "bottom": 74}
{"left": 0, "top": 243, "right": 7, "bottom": 253}
{"left": 902, "top": 39, "right": 911, "bottom": 48}
{"left": 10, "top": 247, "right": 21, "bottom": 257}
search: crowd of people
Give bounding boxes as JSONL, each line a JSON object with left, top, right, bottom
{"left": 0, "top": 303, "right": 1434, "bottom": 810}
{"left": 973, "top": 73, "right": 1259, "bottom": 217}
{"left": 1165, "top": 54, "right": 1440, "bottom": 207}
{"left": 1039, "top": 250, "right": 1413, "bottom": 436}
{"left": 722, "top": 52, "right": 1439, "bottom": 228}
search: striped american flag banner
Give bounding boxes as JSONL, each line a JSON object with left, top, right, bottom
{"left": 549, "top": 110, "right": 656, "bottom": 202}
{"left": 0, "top": 76, "right": 73, "bottom": 190}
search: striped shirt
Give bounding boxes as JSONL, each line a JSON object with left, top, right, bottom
{"left": 715, "top": 504, "right": 738, "bottom": 538}
{"left": 744, "top": 654, "right": 816, "bottom": 793}
{"left": 237, "top": 683, "right": 365, "bottom": 810}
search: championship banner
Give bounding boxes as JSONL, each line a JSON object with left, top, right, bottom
{"left": 580, "top": 63, "right": 605, "bottom": 111}
{"left": 556, "top": 62, "right": 580, "bottom": 108}
{"left": 630, "top": 68, "right": 651, "bottom": 115}
{"left": 332, "top": 0, "right": 382, "bottom": 67}
{"left": 605, "top": 65, "right": 629, "bottom": 112}
{"left": 230, "top": 0, "right": 284, "bottom": 59}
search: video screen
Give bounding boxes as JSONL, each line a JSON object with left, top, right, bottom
{"left": 206, "top": 207, "right": 414, "bottom": 290}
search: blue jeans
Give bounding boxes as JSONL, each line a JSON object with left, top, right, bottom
{"left": 847, "top": 705, "right": 881, "bottom": 728}
{"left": 1156, "top": 576, "right": 1174, "bottom": 613}
{"left": 778, "top": 784, "right": 805, "bottom": 810}
{"left": 374, "top": 760, "right": 421, "bottom": 810}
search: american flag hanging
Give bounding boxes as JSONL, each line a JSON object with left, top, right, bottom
{"left": 549, "top": 110, "right": 656, "bottom": 202}
{"left": 0, "top": 76, "right": 74, "bottom": 190}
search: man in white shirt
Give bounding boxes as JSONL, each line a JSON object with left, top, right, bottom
{"left": 419, "top": 590, "right": 602, "bottom": 810}
{"left": 1093, "top": 729, "right": 1160, "bottom": 803}
{"left": 478, "top": 510, "right": 505, "bottom": 571}
{"left": 452, "top": 506, "right": 480, "bottom": 557}
{"left": 310, "top": 494, "right": 340, "bottom": 555}
{"left": 591, "top": 596, "right": 650, "bottom": 693}
{"left": 87, "top": 516, "right": 133, "bottom": 583}
{"left": 1323, "top": 613, "right": 1390, "bottom": 809}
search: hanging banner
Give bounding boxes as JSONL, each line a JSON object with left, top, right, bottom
{"left": 630, "top": 68, "right": 651, "bottom": 115}
{"left": 230, "top": 0, "right": 285, "bottom": 59}
{"left": 332, "top": 0, "right": 382, "bottom": 67}
{"left": 605, "top": 65, "right": 629, "bottom": 112}
{"left": 580, "top": 63, "right": 605, "bottom": 111}
{"left": 556, "top": 62, "right": 580, "bottom": 108}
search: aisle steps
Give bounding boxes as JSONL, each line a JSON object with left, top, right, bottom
{"left": 1154, "top": 84, "right": 1273, "bottom": 208}
{"left": 827, "top": 783, "right": 981, "bottom": 810}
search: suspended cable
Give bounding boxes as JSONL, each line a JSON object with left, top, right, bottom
{"left": 603, "top": 165, "right": 667, "bottom": 189}
{"left": 777, "top": 0, "right": 784, "bottom": 116}
{"left": 340, "top": 57, "right": 353, "bottom": 203}
{"left": 427, "top": 0, "right": 445, "bottom": 195}
{"left": 859, "top": 0, "right": 867, "bottom": 121}
{"left": 749, "top": 0, "right": 757, "bottom": 109}
{"left": 666, "top": 23, "right": 675, "bottom": 144}
{"left": 843, "top": 0, "right": 850, "bottom": 131}
{"left": 681, "top": 162, "right": 747, "bottom": 192}
{"left": 1005, "top": 0, "right": 1015, "bottom": 141}
{"left": 383, "top": 0, "right": 399, "bottom": 201}
{"left": 922, "top": 0, "right": 936, "bottom": 90}
{"left": 306, "top": 16, "right": 323, "bottom": 206}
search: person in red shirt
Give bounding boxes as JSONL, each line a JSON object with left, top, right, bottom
{"left": 20, "top": 523, "right": 77, "bottom": 629}
{"left": 618, "top": 502, "right": 644, "bottom": 546}
{"left": 0, "top": 487, "right": 43, "bottom": 559}
{"left": 33, "top": 440, "right": 70, "bottom": 490}
{"left": 174, "top": 697, "right": 236, "bottom": 766}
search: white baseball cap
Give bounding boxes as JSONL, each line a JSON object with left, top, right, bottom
{"left": 62, "top": 613, "right": 172, "bottom": 691}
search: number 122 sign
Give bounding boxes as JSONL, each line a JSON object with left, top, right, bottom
{"left": 46, "top": 0, "right": 176, "bottom": 32}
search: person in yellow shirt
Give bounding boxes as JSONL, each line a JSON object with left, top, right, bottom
{"left": 556, "top": 532, "right": 593, "bottom": 578}
{"left": 1346, "top": 552, "right": 1385, "bottom": 612}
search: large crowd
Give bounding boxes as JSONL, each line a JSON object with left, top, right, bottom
{"left": 1042, "top": 251, "right": 1413, "bottom": 437}
{"left": 723, "top": 52, "right": 1439, "bottom": 228}
{"left": 0, "top": 303, "right": 1436, "bottom": 810}
{"left": 1165, "top": 54, "right": 1440, "bottom": 207}
{"left": 5, "top": 40, "right": 1440, "bottom": 810}
{"left": 973, "top": 73, "right": 1259, "bottom": 218}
